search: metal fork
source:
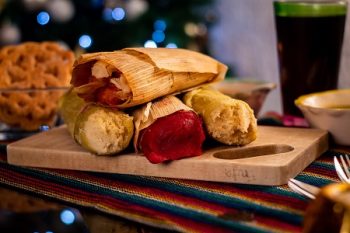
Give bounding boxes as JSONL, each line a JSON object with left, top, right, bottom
{"left": 287, "top": 178, "right": 320, "bottom": 199}
{"left": 334, "top": 154, "right": 350, "bottom": 183}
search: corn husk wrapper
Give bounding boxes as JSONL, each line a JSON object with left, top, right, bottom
{"left": 59, "top": 90, "right": 134, "bottom": 155}
{"left": 133, "top": 95, "right": 193, "bottom": 151}
{"left": 71, "top": 48, "right": 227, "bottom": 108}
{"left": 183, "top": 87, "right": 257, "bottom": 146}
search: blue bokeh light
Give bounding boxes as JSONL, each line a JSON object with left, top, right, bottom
{"left": 166, "top": 43, "right": 178, "bottom": 48}
{"left": 60, "top": 209, "right": 76, "bottom": 225}
{"left": 144, "top": 40, "right": 157, "bottom": 48}
{"left": 112, "top": 7, "right": 125, "bottom": 21}
{"left": 152, "top": 30, "right": 165, "bottom": 43}
{"left": 37, "top": 11, "right": 50, "bottom": 25}
{"left": 154, "top": 20, "right": 166, "bottom": 31}
{"left": 79, "top": 35, "right": 92, "bottom": 48}
{"left": 39, "top": 125, "right": 50, "bottom": 131}
{"left": 102, "top": 8, "right": 113, "bottom": 22}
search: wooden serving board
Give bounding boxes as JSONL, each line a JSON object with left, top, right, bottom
{"left": 7, "top": 126, "right": 328, "bottom": 185}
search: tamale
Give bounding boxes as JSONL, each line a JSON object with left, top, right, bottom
{"left": 59, "top": 90, "right": 134, "bottom": 155}
{"left": 133, "top": 95, "right": 205, "bottom": 164}
{"left": 183, "top": 87, "right": 257, "bottom": 146}
{"left": 58, "top": 89, "right": 86, "bottom": 136}
{"left": 71, "top": 48, "right": 227, "bottom": 108}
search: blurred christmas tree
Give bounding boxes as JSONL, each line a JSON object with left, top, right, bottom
{"left": 0, "top": 0, "right": 215, "bottom": 54}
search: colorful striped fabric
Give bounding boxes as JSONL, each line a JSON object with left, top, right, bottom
{"left": 0, "top": 150, "right": 344, "bottom": 233}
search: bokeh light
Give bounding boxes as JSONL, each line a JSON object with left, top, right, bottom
{"left": 79, "top": 34, "right": 92, "bottom": 48}
{"left": 197, "top": 23, "right": 208, "bottom": 36}
{"left": 144, "top": 40, "right": 157, "bottom": 48}
{"left": 37, "top": 11, "right": 50, "bottom": 25}
{"left": 112, "top": 8, "right": 126, "bottom": 21}
{"left": 152, "top": 30, "right": 165, "bottom": 43}
{"left": 39, "top": 125, "right": 50, "bottom": 131}
{"left": 166, "top": 43, "right": 178, "bottom": 48}
{"left": 184, "top": 22, "right": 198, "bottom": 37}
{"left": 154, "top": 19, "right": 166, "bottom": 31}
{"left": 60, "top": 209, "right": 76, "bottom": 225}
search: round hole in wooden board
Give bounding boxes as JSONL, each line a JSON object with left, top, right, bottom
{"left": 213, "top": 144, "right": 294, "bottom": 160}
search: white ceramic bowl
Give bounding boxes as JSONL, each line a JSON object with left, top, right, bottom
{"left": 295, "top": 89, "right": 350, "bottom": 146}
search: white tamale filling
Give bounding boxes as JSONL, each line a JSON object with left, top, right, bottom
{"left": 209, "top": 101, "right": 253, "bottom": 145}
{"left": 79, "top": 110, "right": 127, "bottom": 154}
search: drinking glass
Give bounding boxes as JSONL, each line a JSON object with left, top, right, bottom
{"left": 274, "top": 0, "right": 347, "bottom": 117}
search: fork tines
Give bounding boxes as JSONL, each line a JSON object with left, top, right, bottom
{"left": 334, "top": 154, "right": 350, "bottom": 183}
{"left": 288, "top": 178, "right": 320, "bottom": 199}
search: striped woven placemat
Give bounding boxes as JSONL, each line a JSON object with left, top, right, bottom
{"left": 0, "top": 150, "right": 343, "bottom": 233}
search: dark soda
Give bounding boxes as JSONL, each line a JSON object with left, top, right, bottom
{"left": 275, "top": 12, "right": 346, "bottom": 116}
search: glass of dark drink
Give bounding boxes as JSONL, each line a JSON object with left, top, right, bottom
{"left": 274, "top": 0, "right": 347, "bottom": 117}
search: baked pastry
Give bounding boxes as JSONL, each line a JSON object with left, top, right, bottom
{"left": 0, "top": 41, "right": 75, "bottom": 130}
{"left": 70, "top": 48, "right": 227, "bottom": 108}
{"left": 183, "top": 87, "right": 257, "bottom": 146}
{"left": 59, "top": 90, "right": 134, "bottom": 155}
{"left": 133, "top": 95, "right": 205, "bottom": 163}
